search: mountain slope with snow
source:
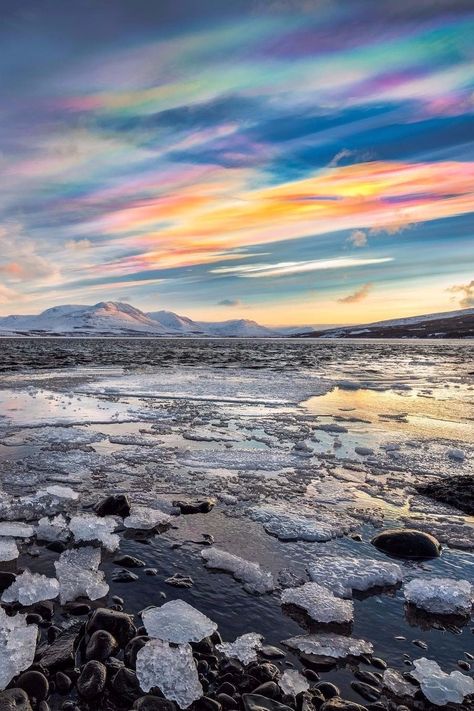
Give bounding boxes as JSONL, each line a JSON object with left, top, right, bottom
{"left": 197, "top": 319, "right": 278, "bottom": 337}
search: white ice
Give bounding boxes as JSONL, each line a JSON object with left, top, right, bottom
{"left": 216, "top": 632, "right": 263, "bottom": 664}
{"left": 249, "top": 504, "right": 358, "bottom": 542}
{"left": 412, "top": 657, "right": 474, "bottom": 706}
{"left": 0, "top": 607, "right": 38, "bottom": 690}
{"left": 54, "top": 546, "right": 109, "bottom": 603}
{"left": 69, "top": 513, "right": 119, "bottom": 551}
{"left": 201, "top": 547, "right": 274, "bottom": 594}
{"left": 281, "top": 582, "right": 353, "bottom": 624}
{"left": 2, "top": 569, "right": 59, "bottom": 605}
{"left": 0, "top": 522, "right": 34, "bottom": 538}
{"left": 45, "top": 485, "right": 79, "bottom": 500}
{"left": 283, "top": 633, "right": 373, "bottom": 659}
{"left": 308, "top": 556, "right": 403, "bottom": 598}
{"left": 383, "top": 668, "right": 416, "bottom": 698}
{"left": 279, "top": 669, "right": 309, "bottom": 696}
{"left": 0, "top": 538, "right": 19, "bottom": 561}
{"left": 142, "top": 600, "right": 217, "bottom": 643}
{"left": 404, "top": 577, "right": 473, "bottom": 615}
{"left": 36, "top": 514, "right": 69, "bottom": 542}
{"left": 124, "top": 506, "right": 172, "bottom": 530}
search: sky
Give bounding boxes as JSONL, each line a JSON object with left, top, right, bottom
{"left": 0, "top": 0, "right": 473, "bottom": 327}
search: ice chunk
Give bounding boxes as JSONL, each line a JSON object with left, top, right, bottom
{"left": 45, "top": 485, "right": 79, "bottom": 500}
{"left": 279, "top": 669, "right": 309, "bottom": 696}
{"left": 142, "top": 600, "right": 217, "bottom": 643}
{"left": 404, "top": 577, "right": 473, "bottom": 615}
{"left": 308, "top": 556, "right": 403, "bottom": 598}
{"left": 281, "top": 582, "right": 353, "bottom": 623}
{"left": 383, "top": 668, "right": 416, "bottom": 698}
{"left": 201, "top": 548, "right": 274, "bottom": 594}
{"left": 136, "top": 639, "right": 202, "bottom": 708}
{"left": 0, "top": 607, "right": 38, "bottom": 690}
{"left": 69, "top": 513, "right": 119, "bottom": 551}
{"left": 283, "top": 633, "right": 373, "bottom": 659}
{"left": 36, "top": 514, "right": 69, "bottom": 542}
{"left": 54, "top": 546, "right": 109, "bottom": 603}
{"left": 0, "top": 521, "right": 34, "bottom": 538}
{"left": 124, "top": 506, "right": 171, "bottom": 530}
{"left": 412, "top": 657, "right": 474, "bottom": 706}
{"left": 2, "top": 569, "right": 59, "bottom": 605}
{"left": 217, "top": 633, "right": 263, "bottom": 664}
{"left": 0, "top": 538, "right": 19, "bottom": 561}
{"left": 249, "top": 504, "right": 358, "bottom": 542}
{"left": 447, "top": 448, "right": 465, "bottom": 461}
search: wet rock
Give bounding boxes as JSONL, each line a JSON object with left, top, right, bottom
{"left": 16, "top": 671, "right": 49, "bottom": 702}
{"left": 299, "top": 654, "right": 337, "bottom": 672}
{"left": 353, "top": 670, "right": 380, "bottom": 687}
{"left": 369, "top": 658, "right": 387, "bottom": 671}
{"left": 243, "top": 695, "right": 293, "bottom": 711}
{"left": 217, "top": 693, "right": 238, "bottom": 709}
{"left": 196, "top": 698, "right": 222, "bottom": 711}
{"left": 38, "top": 702, "right": 51, "bottom": 711}
{"left": 165, "top": 573, "right": 194, "bottom": 588}
{"left": 415, "top": 475, "right": 474, "bottom": 516}
{"left": 125, "top": 635, "right": 150, "bottom": 668}
{"left": 133, "top": 697, "right": 177, "bottom": 711}
{"left": 77, "top": 660, "right": 107, "bottom": 699}
{"left": 144, "top": 568, "right": 158, "bottom": 576}
{"left": 114, "top": 554, "right": 145, "bottom": 568}
{"left": 253, "top": 682, "right": 281, "bottom": 699}
{"left": 26, "top": 613, "right": 43, "bottom": 625}
{"left": 38, "top": 622, "right": 82, "bottom": 670}
{"left": 86, "top": 629, "right": 119, "bottom": 661}
{"left": 94, "top": 493, "right": 131, "bottom": 518}
{"left": 320, "top": 699, "right": 369, "bottom": 711}
{"left": 86, "top": 607, "right": 136, "bottom": 646}
{"left": 111, "top": 666, "right": 141, "bottom": 705}
{"left": 315, "top": 683, "right": 339, "bottom": 700}
{"left": 0, "top": 572, "right": 16, "bottom": 594}
{"left": 0, "top": 689, "right": 32, "bottom": 711}
{"left": 112, "top": 569, "right": 139, "bottom": 582}
{"left": 371, "top": 529, "right": 440, "bottom": 559}
{"left": 33, "top": 600, "right": 54, "bottom": 620}
{"left": 260, "top": 646, "right": 285, "bottom": 659}
{"left": 64, "top": 602, "right": 90, "bottom": 616}
{"left": 173, "top": 498, "right": 215, "bottom": 514}
{"left": 55, "top": 671, "right": 73, "bottom": 694}
{"left": 350, "top": 682, "right": 380, "bottom": 702}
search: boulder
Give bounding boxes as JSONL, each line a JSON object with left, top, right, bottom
{"left": 371, "top": 529, "right": 441, "bottom": 559}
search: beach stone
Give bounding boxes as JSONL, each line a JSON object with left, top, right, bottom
{"left": 252, "top": 682, "right": 281, "bottom": 699}
{"left": 16, "top": 671, "right": 49, "bottom": 702}
{"left": 114, "top": 554, "right": 145, "bottom": 568}
{"left": 320, "top": 699, "right": 368, "bottom": 711}
{"left": 124, "top": 635, "right": 150, "bottom": 668}
{"left": 350, "top": 683, "right": 380, "bottom": 702}
{"left": 315, "top": 683, "right": 339, "bottom": 700}
{"left": 55, "top": 671, "right": 73, "bottom": 694}
{"left": 133, "top": 698, "right": 177, "bottom": 711}
{"left": 111, "top": 666, "right": 141, "bottom": 705}
{"left": 371, "top": 529, "right": 440, "bottom": 559}
{"left": 77, "top": 660, "right": 107, "bottom": 699}
{"left": 86, "top": 607, "right": 136, "bottom": 645}
{"left": 65, "top": 602, "right": 90, "bottom": 616}
{"left": 243, "top": 695, "right": 293, "bottom": 711}
{"left": 173, "top": 498, "right": 215, "bottom": 514}
{"left": 38, "top": 703, "right": 51, "bottom": 711}
{"left": 165, "top": 573, "right": 194, "bottom": 588}
{"left": 261, "top": 646, "right": 285, "bottom": 659}
{"left": 416, "top": 475, "right": 474, "bottom": 516}
{"left": 0, "top": 689, "right": 32, "bottom": 711}
{"left": 112, "top": 569, "right": 139, "bottom": 582}
{"left": 33, "top": 600, "right": 54, "bottom": 620}
{"left": 94, "top": 493, "right": 131, "bottom": 517}
{"left": 39, "top": 622, "right": 82, "bottom": 669}
{"left": 86, "top": 629, "right": 119, "bottom": 661}
{"left": 217, "top": 693, "right": 238, "bottom": 709}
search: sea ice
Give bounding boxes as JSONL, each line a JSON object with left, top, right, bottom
{"left": 404, "top": 577, "right": 473, "bottom": 615}
{"left": 281, "top": 582, "right": 353, "bottom": 623}
{"left": 136, "top": 639, "right": 202, "bottom": 708}
{"left": 0, "top": 538, "right": 19, "bottom": 561}
{"left": 217, "top": 632, "right": 263, "bottom": 664}
{"left": 124, "top": 506, "right": 172, "bottom": 529}
{"left": 412, "top": 657, "right": 474, "bottom": 706}
{"left": 54, "top": 546, "right": 109, "bottom": 603}
{"left": 180, "top": 448, "right": 303, "bottom": 471}
{"left": 2, "top": 569, "right": 59, "bottom": 605}
{"left": 45, "top": 485, "right": 79, "bottom": 500}
{"left": 249, "top": 504, "right": 358, "bottom": 542}
{"left": 383, "top": 668, "right": 416, "bottom": 698}
{"left": 279, "top": 669, "right": 309, "bottom": 696}
{"left": 0, "top": 521, "right": 34, "bottom": 538}
{"left": 69, "top": 513, "right": 119, "bottom": 551}
{"left": 308, "top": 556, "right": 403, "bottom": 598}
{"left": 142, "top": 600, "right": 217, "bottom": 643}
{"left": 283, "top": 633, "right": 373, "bottom": 659}
{"left": 201, "top": 548, "right": 274, "bottom": 594}
{"left": 0, "top": 607, "right": 38, "bottom": 690}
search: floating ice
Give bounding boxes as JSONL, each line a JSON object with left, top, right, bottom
{"left": 281, "top": 582, "right": 353, "bottom": 624}
{"left": 283, "top": 633, "right": 373, "bottom": 659}
{"left": 45, "top": 485, "right": 79, "bottom": 500}
{"left": 217, "top": 632, "right": 263, "bottom": 664}
{"left": 249, "top": 504, "right": 358, "bottom": 542}
{"left": 69, "top": 513, "right": 119, "bottom": 551}
{"left": 2, "top": 569, "right": 59, "bottom": 605}
{"left": 142, "top": 600, "right": 217, "bottom": 643}
{"left": 124, "top": 506, "right": 172, "bottom": 530}
{"left": 180, "top": 448, "right": 303, "bottom": 471}
{"left": 54, "top": 546, "right": 109, "bottom": 603}
{"left": 412, "top": 657, "right": 474, "bottom": 706}
{"left": 0, "top": 607, "right": 38, "bottom": 690}
{"left": 36, "top": 514, "right": 69, "bottom": 542}
{"left": 136, "top": 639, "right": 202, "bottom": 709}
{"left": 279, "top": 669, "right": 309, "bottom": 696}
{"left": 201, "top": 547, "right": 274, "bottom": 594}
{"left": 383, "top": 668, "right": 416, "bottom": 698}
{"left": 308, "top": 556, "right": 403, "bottom": 598}
{"left": 404, "top": 577, "right": 473, "bottom": 615}
{"left": 0, "top": 538, "right": 19, "bottom": 561}
{"left": 0, "top": 522, "right": 34, "bottom": 538}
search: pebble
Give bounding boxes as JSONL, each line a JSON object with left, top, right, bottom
{"left": 315, "top": 683, "right": 339, "bottom": 700}
{"left": 114, "top": 554, "right": 145, "bottom": 567}
{"left": 112, "top": 569, "right": 139, "bottom": 582}
{"left": 0, "top": 689, "right": 33, "bottom": 711}
{"left": 86, "top": 607, "right": 137, "bottom": 646}
{"left": 77, "top": 660, "right": 107, "bottom": 699}
{"left": 86, "top": 629, "right": 119, "bottom": 661}
{"left": 16, "top": 670, "right": 49, "bottom": 702}
{"left": 55, "top": 672, "right": 73, "bottom": 694}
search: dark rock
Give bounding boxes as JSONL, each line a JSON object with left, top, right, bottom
{"left": 0, "top": 572, "right": 16, "bottom": 594}
{"left": 64, "top": 602, "right": 91, "bottom": 616}
{"left": 114, "top": 554, "right": 145, "bottom": 568}
{"left": 16, "top": 671, "right": 49, "bottom": 702}
{"left": 133, "top": 698, "right": 177, "bottom": 711}
{"left": 415, "top": 475, "right": 474, "bottom": 516}
{"left": 315, "top": 683, "right": 339, "bottom": 700}
{"left": 47, "top": 625, "right": 60, "bottom": 643}
{"left": 0, "top": 689, "right": 32, "bottom": 711}
{"left": 252, "top": 682, "right": 280, "bottom": 699}
{"left": 33, "top": 601, "right": 54, "bottom": 620}
{"left": 196, "top": 698, "right": 222, "bottom": 711}
{"left": 94, "top": 493, "right": 131, "bottom": 517}
{"left": 46, "top": 541, "right": 67, "bottom": 553}
{"left": 111, "top": 666, "right": 141, "bottom": 705}
{"left": 260, "top": 646, "right": 285, "bottom": 659}
{"left": 144, "top": 568, "right": 158, "bottom": 576}
{"left": 125, "top": 635, "right": 150, "bottom": 669}
{"left": 350, "top": 683, "right": 380, "bottom": 702}
{"left": 243, "top": 695, "right": 293, "bottom": 711}
{"left": 299, "top": 654, "right": 337, "bottom": 672}
{"left": 371, "top": 529, "right": 441, "bottom": 559}
{"left": 77, "top": 660, "right": 107, "bottom": 699}
{"left": 165, "top": 573, "right": 194, "bottom": 588}
{"left": 38, "top": 623, "right": 82, "bottom": 670}
{"left": 26, "top": 613, "right": 43, "bottom": 625}
{"left": 320, "top": 699, "right": 368, "bottom": 711}
{"left": 216, "top": 682, "right": 236, "bottom": 696}
{"left": 173, "top": 498, "right": 215, "bottom": 514}
{"left": 217, "top": 693, "right": 238, "bottom": 709}
{"left": 38, "top": 702, "right": 51, "bottom": 711}
{"left": 353, "top": 671, "right": 380, "bottom": 687}
{"left": 86, "top": 607, "right": 136, "bottom": 646}
{"left": 112, "top": 568, "right": 139, "bottom": 582}
{"left": 302, "top": 669, "right": 320, "bottom": 682}
{"left": 369, "top": 658, "right": 387, "bottom": 671}
{"left": 253, "top": 664, "right": 280, "bottom": 682}
{"left": 55, "top": 671, "right": 73, "bottom": 694}
{"left": 86, "top": 629, "right": 119, "bottom": 661}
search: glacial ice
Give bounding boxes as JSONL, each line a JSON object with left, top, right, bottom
{"left": 279, "top": 669, "right": 309, "bottom": 695}
{"left": 36, "top": 514, "right": 70, "bottom": 542}
{"left": 201, "top": 547, "right": 274, "bottom": 594}
{"left": 136, "top": 639, "right": 203, "bottom": 708}
{"left": 248, "top": 504, "right": 358, "bottom": 542}
{"left": 0, "top": 607, "right": 38, "bottom": 690}
{"left": 404, "top": 577, "right": 473, "bottom": 615}
{"left": 283, "top": 633, "right": 373, "bottom": 659}
{"left": 45, "top": 485, "right": 79, "bottom": 500}
{"left": 124, "top": 505, "right": 172, "bottom": 529}
{"left": 281, "top": 582, "right": 353, "bottom": 623}
{"left": 383, "top": 668, "right": 416, "bottom": 698}
{"left": 142, "top": 600, "right": 217, "bottom": 643}
{"left": 308, "top": 555, "right": 403, "bottom": 598}
{"left": 2, "top": 569, "right": 59, "bottom": 605}
{"left": 54, "top": 546, "right": 109, "bottom": 603}
{"left": 412, "top": 657, "right": 474, "bottom": 706}
{"left": 217, "top": 632, "right": 263, "bottom": 664}
{"left": 0, "top": 521, "right": 34, "bottom": 538}
{"left": 0, "top": 538, "right": 19, "bottom": 561}
{"left": 69, "top": 513, "right": 119, "bottom": 551}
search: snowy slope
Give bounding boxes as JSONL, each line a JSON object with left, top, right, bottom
{"left": 147, "top": 310, "right": 206, "bottom": 334}
{"left": 198, "top": 319, "right": 278, "bottom": 337}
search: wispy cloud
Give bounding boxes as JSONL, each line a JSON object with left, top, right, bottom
{"left": 338, "top": 282, "right": 373, "bottom": 304}
{"left": 447, "top": 280, "right": 474, "bottom": 308}
{"left": 347, "top": 230, "right": 368, "bottom": 247}
{"left": 211, "top": 257, "right": 393, "bottom": 278}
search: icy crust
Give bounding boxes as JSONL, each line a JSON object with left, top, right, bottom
{"left": 142, "top": 600, "right": 217, "bottom": 643}
{"left": 0, "top": 521, "right": 34, "bottom": 538}
{"left": 201, "top": 548, "right": 274, "bottom": 594}
{"left": 180, "top": 448, "right": 304, "bottom": 471}
{"left": 0, "top": 487, "right": 79, "bottom": 522}
{"left": 283, "top": 633, "right": 373, "bottom": 659}
{"left": 69, "top": 513, "right": 119, "bottom": 551}
{"left": 216, "top": 633, "right": 263, "bottom": 664}
{"left": 279, "top": 669, "right": 309, "bottom": 695}
{"left": 2, "top": 569, "right": 59, "bottom": 605}
{"left": 124, "top": 506, "right": 172, "bottom": 530}
{"left": 412, "top": 657, "right": 474, "bottom": 706}
{"left": 383, "top": 668, "right": 416, "bottom": 698}
{"left": 281, "top": 582, "right": 353, "bottom": 623}
{"left": 307, "top": 556, "right": 403, "bottom": 598}
{"left": 0, "top": 607, "right": 38, "bottom": 690}
{"left": 0, "top": 538, "right": 19, "bottom": 561}
{"left": 136, "top": 639, "right": 202, "bottom": 709}
{"left": 248, "top": 504, "right": 359, "bottom": 542}
{"left": 404, "top": 577, "right": 473, "bottom": 615}
{"left": 36, "top": 514, "right": 69, "bottom": 542}
{"left": 54, "top": 546, "right": 108, "bottom": 603}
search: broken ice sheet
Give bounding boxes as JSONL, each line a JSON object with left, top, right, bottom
{"left": 248, "top": 504, "right": 359, "bottom": 542}
{"left": 45, "top": 485, "right": 79, "bottom": 501}
{"left": 0, "top": 607, "right": 38, "bottom": 690}
{"left": 36, "top": 514, "right": 69, "bottom": 543}
{"left": 217, "top": 632, "right": 263, "bottom": 664}
{"left": 404, "top": 577, "right": 473, "bottom": 615}
{"left": 283, "top": 633, "right": 373, "bottom": 659}
{"left": 69, "top": 513, "right": 119, "bottom": 551}
{"left": 0, "top": 538, "right": 19, "bottom": 562}
{"left": 142, "top": 600, "right": 217, "bottom": 643}
{"left": 279, "top": 669, "right": 309, "bottom": 695}
{"left": 124, "top": 506, "right": 172, "bottom": 530}
{"left": 383, "top": 668, "right": 416, "bottom": 698}
{"left": 0, "top": 521, "right": 34, "bottom": 538}
{"left": 2, "top": 569, "right": 59, "bottom": 605}
{"left": 281, "top": 582, "right": 353, "bottom": 624}
{"left": 308, "top": 555, "right": 403, "bottom": 598}
{"left": 412, "top": 657, "right": 474, "bottom": 706}
{"left": 201, "top": 547, "right": 274, "bottom": 594}
{"left": 54, "top": 546, "right": 109, "bottom": 603}
{"left": 136, "top": 639, "right": 202, "bottom": 709}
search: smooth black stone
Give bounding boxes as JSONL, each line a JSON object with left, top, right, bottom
{"left": 369, "top": 658, "right": 387, "bottom": 671}
{"left": 302, "top": 669, "right": 320, "bottom": 682}
{"left": 253, "top": 664, "right": 280, "bottom": 682}
{"left": 415, "top": 475, "right": 474, "bottom": 516}
{"left": 371, "top": 529, "right": 441, "bottom": 559}
{"left": 112, "top": 568, "right": 139, "bottom": 582}
{"left": 133, "top": 697, "right": 177, "bottom": 711}
{"left": 111, "top": 666, "right": 141, "bottom": 704}
{"left": 38, "top": 623, "right": 82, "bottom": 670}
{"left": 16, "top": 671, "right": 49, "bottom": 702}
{"left": 252, "top": 682, "right": 280, "bottom": 699}
{"left": 315, "top": 683, "right": 339, "bottom": 700}
{"left": 354, "top": 671, "right": 381, "bottom": 687}
{"left": 55, "top": 671, "right": 73, "bottom": 694}
{"left": 86, "top": 607, "right": 137, "bottom": 646}
{"left": 86, "top": 629, "right": 119, "bottom": 661}
{"left": 77, "top": 660, "right": 107, "bottom": 699}
{"left": 94, "top": 493, "right": 131, "bottom": 517}
{"left": 216, "top": 683, "right": 236, "bottom": 697}
{"left": 320, "top": 699, "right": 369, "bottom": 711}
{"left": 38, "top": 702, "right": 51, "bottom": 711}
{"left": 144, "top": 568, "right": 158, "bottom": 576}
{"left": 114, "top": 554, "right": 146, "bottom": 568}
{"left": 0, "top": 572, "right": 16, "bottom": 594}
{"left": 65, "top": 602, "right": 91, "bottom": 616}
{"left": 260, "top": 646, "right": 285, "bottom": 659}
{"left": 125, "top": 635, "right": 150, "bottom": 669}
{"left": 173, "top": 498, "right": 215, "bottom": 514}
{"left": 350, "top": 683, "right": 380, "bottom": 702}
{"left": 217, "top": 693, "right": 238, "bottom": 710}
{"left": 299, "top": 654, "right": 337, "bottom": 672}
{"left": 242, "top": 694, "right": 293, "bottom": 711}
{"left": 196, "top": 697, "right": 222, "bottom": 711}
{"left": 0, "top": 689, "right": 32, "bottom": 711}
{"left": 33, "top": 601, "right": 54, "bottom": 620}
{"left": 47, "top": 625, "right": 60, "bottom": 643}
{"left": 46, "top": 541, "right": 67, "bottom": 553}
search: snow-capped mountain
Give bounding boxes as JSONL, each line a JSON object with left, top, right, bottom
{"left": 0, "top": 302, "right": 277, "bottom": 337}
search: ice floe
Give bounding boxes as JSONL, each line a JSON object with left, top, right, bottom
{"left": 281, "top": 582, "right": 353, "bottom": 624}
{"left": 0, "top": 538, "right": 19, "bottom": 561}
{"left": 283, "top": 633, "right": 373, "bottom": 659}
{"left": 2, "top": 569, "right": 59, "bottom": 605}
{"left": 0, "top": 608, "right": 38, "bottom": 690}
{"left": 36, "top": 514, "right": 70, "bottom": 542}
{"left": 0, "top": 521, "right": 34, "bottom": 538}
{"left": 142, "top": 600, "right": 217, "bottom": 643}
{"left": 69, "top": 513, "right": 119, "bottom": 551}
{"left": 307, "top": 555, "right": 403, "bottom": 598}
{"left": 248, "top": 504, "right": 359, "bottom": 542}
{"left": 279, "top": 669, "right": 309, "bottom": 695}
{"left": 404, "top": 577, "right": 473, "bottom": 615}
{"left": 201, "top": 547, "right": 274, "bottom": 594}
{"left": 54, "top": 546, "right": 108, "bottom": 603}
{"left": 412, "top": 657, "right": 474, "bottom": 706}
{"left": 216, "top": 632, "right": 263, "bottom": 664}
{"left": 124, "top": 506, "right": 172, "bottom": 529}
